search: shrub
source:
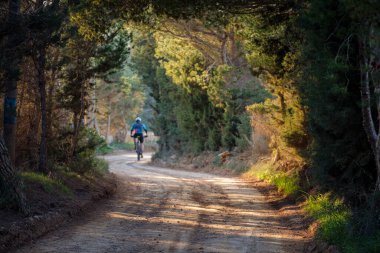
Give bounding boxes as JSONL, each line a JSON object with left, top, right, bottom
{"left": 49, "top": 128, "right": 111, "bottom": 174}
{"left": 70, "top": 151, "right": 109, "bottom": 175}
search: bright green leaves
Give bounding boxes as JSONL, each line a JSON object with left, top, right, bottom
{"left": 154, "top": 35, "right": 206, "bottom": 92}
{"left": 154, "top": 33, "right": 232, "bottom": 109}
{"left": 69, "top": 0, "right": 116, "bottom": 42}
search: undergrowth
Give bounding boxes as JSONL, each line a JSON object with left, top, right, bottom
{"left": 305, "top": 193, "right": 380, "bottom": 253}
{"left": 344, "top": 233, "right": 380, "bottom": 253}
{"left": 244, "top": 160, "right": 300, "bottom": 196}
{"left": 110, "top": 142, "right": 135, "bottom": 150}
{"left": 305, "top": 194, "right": 350, "bottom": 245}
{"left": 96, "top": 144, "right": 114, "bottom": 155}
{"left": 21, "top": 172, "right": 71, "bottom": 195}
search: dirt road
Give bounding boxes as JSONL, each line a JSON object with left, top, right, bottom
{"left": 14, "top": 153, "right": 306, "bottom": 253}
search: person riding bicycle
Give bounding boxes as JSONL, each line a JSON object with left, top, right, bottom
{"left": 130, "top": 117, "right": 148, "bottom": 157}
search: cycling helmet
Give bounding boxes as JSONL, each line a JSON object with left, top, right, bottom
{"left": 135, "top": 117, "right": 142, "bottom": 122}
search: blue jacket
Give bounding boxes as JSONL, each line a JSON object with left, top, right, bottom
{"left": 131, "top": 122, "right": 147, "bottom": 134}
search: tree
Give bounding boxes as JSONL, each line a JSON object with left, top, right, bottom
{"left": 355, "top": 5, "right": 380, "bottom": 191}
{"left": 3, "top": 0, "right": 22, "bottom": 165}
{"left": 31, "top": 0, "right": 64, "bottom": 173}
{"left": 298, "top": 0, "right": 380, "bottom": 196}
{"left": 0, "top": 135, "right": 28, "bottom": 214}
{"left": 58, "top": 24, "right": 130, "bottom": 154}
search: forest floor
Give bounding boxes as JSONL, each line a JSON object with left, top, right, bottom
{"left": 12, "top": 152, "right": 310, "bottom": 253}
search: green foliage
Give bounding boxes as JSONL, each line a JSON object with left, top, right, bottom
{"left": 281, "top": 126, "right": 308, "bottom": 149}
{"left": 344, "top": 233, "right": 380, "bottom": 253}
{"left": 244, "top": 161, "right": 273, "bottom": 179}
{"left": 110, "top": 142, "right": 135, "bottom": 151}
{"left": 212, "top": 155, "right": 223, "bottom": 167}
{"left": 245, "top": 161, "right": 300, "bottom": 196}
{"left": 70, "top": 129, "right": 109, "bottom": 175}
{"left": 70, "top": 151, "right": 109, "bottom": 175}
{"left": 235, "top": 113, "right": 253, "bottom": 152}
{"left": 299, "top": 0, "right": 375, "bottom": 195}
{"left": 129, "top": 29, "right": 272, "bottom": 155}
{"left": 270, "top": 172, "right": 300, "bottom": 196}
{"left": 240, "top": 11, "right": 308, "bottom": 162}
{"left": 50, "top": 128, "right": 109, "bottom": 175}
{"left": 96, "top": 144, "right": 113, "bottom": 155}
{"left": 20, "top": 172, "right": 71, "bottom": 195}
{"left": 305, "top": 194, "right": 351, "bottom": 246}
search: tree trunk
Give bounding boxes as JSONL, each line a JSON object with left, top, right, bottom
{"left": 359, "top": 23, "right": 380, "bottom": 192}
{"left": 0, "top": 135, "right": 29, "bottom": 215}
{"left": 278, "top": 92, "right": 287, "bottom": 121}
{"left": 47, "top": 72, "right": 57, "bottom": 138}
{"left": 71, "top": 80, "right": 86, "bottom": 156}
{"left": 3, "top": 0, "right": 21, "bottom": 165}
{"left": 37, "top": 47, "right": 48, "bottom": 174}
{"left": 90, "top": 88, "right": 101, "bottom": 134}
{"left": 106, "top": 106, "right": 112, "bottom": 144}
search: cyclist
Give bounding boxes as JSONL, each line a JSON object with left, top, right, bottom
{"left": 130, "top": 117, "right": 148, "bottom": 157}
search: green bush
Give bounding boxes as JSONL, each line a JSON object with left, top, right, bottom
{"left": 70, "top": 151, "right": 109, "bottom": 175}
{"left": 49, "top": 128, "right": 110, "bottom": 174}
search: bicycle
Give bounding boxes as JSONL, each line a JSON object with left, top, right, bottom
{"left": 134, "top": 135, "right": 147, "bottom": 161}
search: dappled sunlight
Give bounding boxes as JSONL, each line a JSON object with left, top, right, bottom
{"left": 101, "top": 156, "right": 307, "bottom": 252}
{"left": 16, "top": 154, "right": 307, "bottom": 253}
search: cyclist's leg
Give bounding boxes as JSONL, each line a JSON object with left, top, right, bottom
{"left": 133, "top": 136, "right": 137, "bottom": 151}
{"left": 140, "top": 135, "right": 145, "bottom": 155}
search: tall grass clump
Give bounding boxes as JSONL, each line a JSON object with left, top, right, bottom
{"left": 269, "top": 172, "right": 300, "bottom": 196}
{"left": 305, "top": 193, "right": 351, "bottom": 245}
{"left": 244, "top": 161, "right": 301, "bottom": 196}
{"left": 243, "top": 160, "right": 272, "bottom": 179}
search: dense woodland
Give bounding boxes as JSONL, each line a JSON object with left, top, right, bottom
{"left": 1, "top": 0, "right": 380, "bottom": 252}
